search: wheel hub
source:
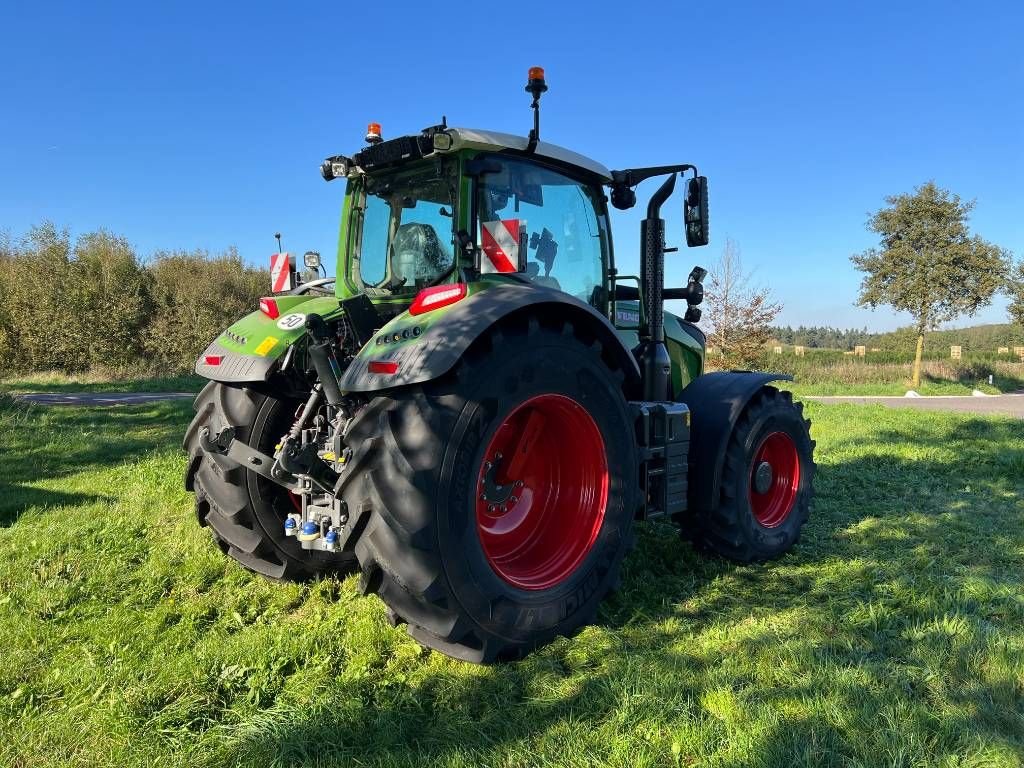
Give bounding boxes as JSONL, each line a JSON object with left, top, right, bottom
{"left": 478, "top": 453, "right": 520, "bottom": 511}
{"left": 753, "top": 460, "right": 774, "bottom": 494}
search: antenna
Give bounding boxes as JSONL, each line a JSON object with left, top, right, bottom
{"left": 274, "top": 232, "right": 283, "bottom": 253}
{"left": 525, "top": 67, "right": 548, "bottom": 153}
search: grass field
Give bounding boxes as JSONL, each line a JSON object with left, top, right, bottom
{"left": 764, "top": 357, "right": 1024, "bottom": 397}
{"left": 0, "top": 390, "right": 1022, "bottom": 767}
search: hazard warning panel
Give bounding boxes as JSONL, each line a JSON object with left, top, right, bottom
{"left": 481, "top": 220, "right": 523, "bottom": 274}
{"left": 270, "top": 252, "right": 293, "bottom": 293}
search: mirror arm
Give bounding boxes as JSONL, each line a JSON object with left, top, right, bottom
{"left": 610, "top": 164, "right": 698, "bottom": 189}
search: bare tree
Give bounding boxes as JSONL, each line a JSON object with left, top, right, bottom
{"left": 704, "top": 238, "right": 781, "bottom": 369}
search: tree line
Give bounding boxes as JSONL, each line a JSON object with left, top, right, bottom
{"left": 0, "top": 223, "right": 269, "bottom": 375}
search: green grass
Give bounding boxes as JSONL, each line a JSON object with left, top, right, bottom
{"left": 0, "top": 395, "right": 1022, "bottom": 767}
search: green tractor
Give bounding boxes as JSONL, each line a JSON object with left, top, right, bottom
{"left": 184, "top": 69, "right": 815, "bottom": 663}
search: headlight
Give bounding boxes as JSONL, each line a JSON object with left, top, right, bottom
{"left": 320, "top": 155, "right": 351, "bottom": 181}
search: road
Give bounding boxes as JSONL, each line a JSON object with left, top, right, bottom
{"left": 12, "top": 391, "right": 1024, "bottom": 418}
{"left": 14, "top": 392, "right": 195, "bottom": 406}
{"left": 805, "top": 394, "right": 1024, "bottom": 418}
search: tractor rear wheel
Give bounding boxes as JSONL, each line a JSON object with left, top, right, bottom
{"left": 183, "top": 381, "right": 357, "bottom": 581}
{"left": 342, "top": 316, "right": 638, "bottom": 662}
{"left": 688, "top": 386, "right": 814, "bottom": 562}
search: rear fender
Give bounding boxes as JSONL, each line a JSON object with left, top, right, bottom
{"left": 677, "top": 371, "right": 793, "bottom": 513}
{"left": 195, "top": 295, "right": 343, "bottom": 383}
{"left": 338, "top": 279, "right": 641, "bottom": 394}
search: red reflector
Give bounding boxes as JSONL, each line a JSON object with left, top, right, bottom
{"left": 368, "top": 360, "right": 399, "bottom": 375}
{"left": 409, "top": 283, "right": 468, "bottom": 316}
{"left": 259, "top": 297, "right": 280, "bottom": 319}
{"left": 204, "top": 355, "right": 224, "bottom": 366}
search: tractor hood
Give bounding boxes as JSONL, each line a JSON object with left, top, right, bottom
{"left": 195, "top": 294, "right": 343, "bottom": 382}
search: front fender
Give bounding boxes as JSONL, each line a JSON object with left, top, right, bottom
{"left": 195, "top": 295, "right": 343, "bottom": 383}
{"left": 678, "top": 371, "right": 793, "bottom": 514}
{"left": 338, "top": 279, "right": 640, "bottom": 393}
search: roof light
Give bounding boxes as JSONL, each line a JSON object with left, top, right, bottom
{"left": 368, "top": 360, "right": 399, "bottom": 375}
{"left": 528, "top": 66, "right": 545, "bottom": 81}
{"left": 408, "top": 283, "right": 468, "bottom": 316}
{"left": 259, "top": 297, "right": 280, "bottom": 319}
{"left": 433, "top": 132, "right": 453, "bottom": 151}
{"left": 320, "top": 155, "right": 350, "bottom": 181}
{"left": 204, "top": 355, "right": 224, "bottom": 366}
{"left": 366, "top": 122, "right": 382, "bottom": 144}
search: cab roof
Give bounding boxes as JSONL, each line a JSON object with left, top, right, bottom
{"left": 446, "top": 127, "right": 612, "bottom": 183}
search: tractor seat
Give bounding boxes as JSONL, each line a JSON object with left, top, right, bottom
{"left": 391, "top": 223, "right": 452, "bottom": 285}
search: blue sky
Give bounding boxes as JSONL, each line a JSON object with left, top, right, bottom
{"left": 1, "top": 1, "right": 1021, "bottom": 331}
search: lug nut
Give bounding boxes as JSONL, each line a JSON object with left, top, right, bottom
{"left": 488, "top": 504, "right": 497, "bottom": 513}
{"left": 515, "top": 480, "right": 524, "bottom": 488}
{"left": 510, "top": 495, "right": 518, "bottom": 504}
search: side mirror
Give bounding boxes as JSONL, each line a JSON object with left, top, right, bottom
{"left": 684, "top": 176, "right": 709, "bottom": 247}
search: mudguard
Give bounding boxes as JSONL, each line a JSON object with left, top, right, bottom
{"left": 338, "top": 279, "right": 641, "bottom": 393}
{"left": 194, "top": 295, "right": 343, "bottom": 383}
{"left": 677, "top": 371, "right": 793, "bottom": 514}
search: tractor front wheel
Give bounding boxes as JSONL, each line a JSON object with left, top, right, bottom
{"left": 688, "top": 386, "right": 815, "bottom": 562}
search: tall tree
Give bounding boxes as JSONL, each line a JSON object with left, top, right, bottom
{"left": 1008, "top": 261, "right": 1024, "bottom": 329}
{"left": 851, "top": 182, "right": 1010, "bottom": 387}
{"left": 704, "top": 238, "right": 781, "bottom": 369}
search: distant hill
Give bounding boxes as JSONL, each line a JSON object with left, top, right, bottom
{"left": 770, "top": 323, "right": 1024, "bottom": 353}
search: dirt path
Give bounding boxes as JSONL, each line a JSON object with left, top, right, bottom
{"left": 14, "top": 392, "right": 195, "bottom": 406}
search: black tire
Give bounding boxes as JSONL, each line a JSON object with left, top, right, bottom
{"left": 339, "top": 315, "right": 638, "bottom": 663}
{"left": 689, "top": 386, "right": 815, "bottom": 562}
{"left": 183, "top": 381, "right": 358, "bottom": 581}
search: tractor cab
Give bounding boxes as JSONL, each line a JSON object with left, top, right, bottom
{"left": 323, "top": 125, "right": 616, "bottom": 318}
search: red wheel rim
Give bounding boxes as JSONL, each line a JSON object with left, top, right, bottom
{"left": 476, "top": 394, "right": 609, "bottom": 590}
{"left": 748, "top": 431, "right": 800, "bottom": 528}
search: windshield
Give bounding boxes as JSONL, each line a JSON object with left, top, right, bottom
{"left": 353, "top": 163, "right": 457, "bottom": 295}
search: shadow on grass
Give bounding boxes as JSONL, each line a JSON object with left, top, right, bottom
{"left": 0, "top": 396, "right": 193, "bottom": 526}
{"left": 220, "top": 415, "right": 1024, "bottom": 766}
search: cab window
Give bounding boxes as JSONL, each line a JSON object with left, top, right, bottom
{"left": 476, "top": 157, "right": 607, "bottom": 307}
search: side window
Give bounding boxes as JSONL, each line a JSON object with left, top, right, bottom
{"left": 358, "top": 194, "right": 390, "bottom": 286}
{"left": 478, "top": 158, "right": 606, "bottom": 306}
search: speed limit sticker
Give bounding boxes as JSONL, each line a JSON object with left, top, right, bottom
{"left": 276, "top": 313, "right": 306, "bottom": 331}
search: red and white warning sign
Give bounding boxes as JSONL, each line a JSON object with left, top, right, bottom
{"left": 481, "top": 220, "right": 523, "bottom": 274}
{"left": 270, "top": 252, "right": 293, "bottom": 293}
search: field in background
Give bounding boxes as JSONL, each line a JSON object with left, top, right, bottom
{"left": 0, "top": 390, "right": 1022, "bottom": 767}
{"left": 743, "top": 352, "right": 1024, "bottom": 396}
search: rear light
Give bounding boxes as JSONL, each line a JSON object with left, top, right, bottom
{"left": 204, "top": 355, "right": 224, "bottom": 366}
{"left": 409, "top": 283, "right": 468, "bottom": 316}
{"left": 259, "top": 297, "right": 280, "bottom": 319}
{"left": 368, "top": 360, "right": 399, "bottom": 375}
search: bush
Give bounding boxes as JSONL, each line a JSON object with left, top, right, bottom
{"left": 0, "top": 223, "right": 269, "bottom": 376}
{"left": 146, "top": 248, "right": 268, "bottom": 373}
